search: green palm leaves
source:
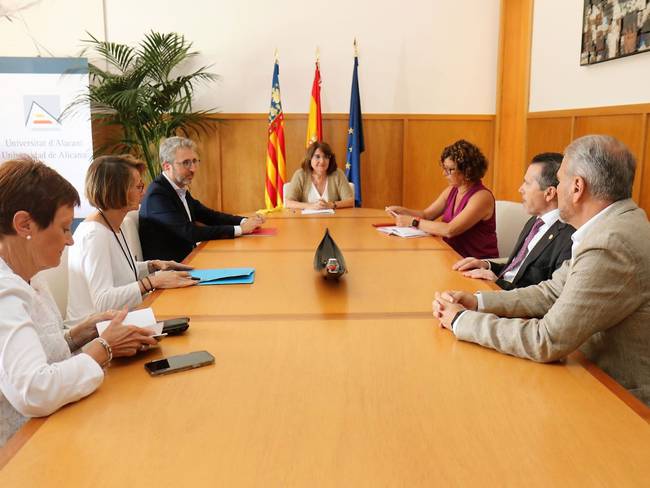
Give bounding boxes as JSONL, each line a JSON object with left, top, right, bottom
{"left": 71, "top": 31, "right": 218, "bottom": 181}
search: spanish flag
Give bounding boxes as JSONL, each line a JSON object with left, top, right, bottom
{"left": 305, "top": 61, "right": 322, "bottom": 147}
{"left": 265, "top": 59, "right": 287, "bottom": 209}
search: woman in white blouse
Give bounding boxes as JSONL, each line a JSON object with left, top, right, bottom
{"left": 0, "top": 157, "right": 158, "bottom": 446}
{"left": 284, "top": 141, "right": 354, "bottom": 210}
{"left": 67, "top": 155, "right": 196, "bottom": 323}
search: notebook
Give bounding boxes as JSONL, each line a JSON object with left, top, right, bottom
{"left": 376, "top": 226, "right": 429, "bottom": 238}
{"left": 301, "top": 208, "right": 335, "bottom": 215}
{"left": 96, "top": 308, "right": 163, "bottom": 335}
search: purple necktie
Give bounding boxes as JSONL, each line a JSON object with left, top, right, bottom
{"left": 502, "top": 218, "right": 544, "bottom": 275}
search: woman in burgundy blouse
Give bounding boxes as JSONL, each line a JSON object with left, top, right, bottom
{"left": 386, "top": 140, "right": 498, "bottom": 259}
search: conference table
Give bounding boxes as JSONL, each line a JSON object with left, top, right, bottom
{"left": 1, "top": 208, "right": 650, "bottom": 486}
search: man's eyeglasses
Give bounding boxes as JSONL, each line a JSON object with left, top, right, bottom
{"left": 174, "top": 158, "right": 201, "bottom": 169}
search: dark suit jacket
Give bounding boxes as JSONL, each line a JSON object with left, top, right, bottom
{"left": 139, "top": 175, "right": 244, "bottom": 262}
{"left": 490, "top": 216, "right": 575, "bottom": 290}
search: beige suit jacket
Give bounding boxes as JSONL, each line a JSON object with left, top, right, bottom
{"left": 285, "top": 168, "right": 353, "bottom": 203}
{"left": 455, "top": 199, "right": 650, "bottom": 406}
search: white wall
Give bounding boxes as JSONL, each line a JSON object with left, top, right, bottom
{"left": 0, "top": 0, "right": 104, "bottom": 58}
{"left": 530, "top": 0, "right": 650, "bottom": 112}
{"left": 1, "top": 0, "right": 500, "bottom": 114}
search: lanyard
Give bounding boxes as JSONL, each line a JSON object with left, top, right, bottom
{"left": 98, "top": 210, "right": 138, "bottom": 282}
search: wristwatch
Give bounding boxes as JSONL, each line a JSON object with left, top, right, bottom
{"left": 411, "top": 218, "right": 420, "bottom": 228}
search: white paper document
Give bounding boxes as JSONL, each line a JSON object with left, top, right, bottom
{"left": 301, "top": 208, "right": 335, "bottom": 215}
{"left": 96, "top": 307, "right": 163, "bottom": 335}
{"left": 376, "top": 226, "right": 429, "bottom": 238}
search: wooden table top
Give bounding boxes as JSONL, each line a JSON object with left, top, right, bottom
{"left": 2, "top": 210, "right": 650, "bottom": 486}
{"left": 203, "top": 215, "right": 449, "bottom": 252}
{"left": 152, "top": 249, "right": 494, "bottom": 319}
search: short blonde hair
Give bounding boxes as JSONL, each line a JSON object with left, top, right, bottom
{"left": 85, "top": 155, "right": 145, "bottom": 210}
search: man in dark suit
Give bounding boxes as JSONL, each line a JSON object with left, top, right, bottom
{"left": 452, "top": 152, "right": 574, "bottom": 290}
{"left": 139, "top": 137, "right": 265, "bottom": 262}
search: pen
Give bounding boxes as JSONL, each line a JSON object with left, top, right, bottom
{"left": 191, "top": 276, "right": 202, "bottom": 281}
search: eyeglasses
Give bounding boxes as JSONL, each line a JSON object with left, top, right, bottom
{"left": 441, "top": 166, "right": 458, "bottom": 175}
{"left": 174, "top": 158, "right": 201, "bottom": 169}
{"left": 135, "top": 183, "right": 145, "bottom": 192}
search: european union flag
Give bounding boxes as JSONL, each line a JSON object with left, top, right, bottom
{"left": 345, "top": 55, "right": 364, "bottom": 207}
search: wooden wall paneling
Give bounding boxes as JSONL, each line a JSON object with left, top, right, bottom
{"left": 525, "top": 117, "right": 573, "bottom": 164}
{"left": 91, "top": 122, "right": 122, "bottom": 158}
{"left": 570, "top": 116, "right": 576, "bottom": 141}
{"left": 360, "top": 119, "right": 404, "bottom": 209}
{"left": 322, "top": 118, "right": 352, "bottom": 174}
{"left": 573, "top": 114, "right": 645, "bottom": 202}
{"left": 283, "top": 117, "right": 309, "bottom": 179}
{"left": 493, "top": 0, "right": 535, "bottom": 202}
{"left": 640, "top": 115, "right": 650, "bottom": 215}
{"left": 98, "top": 114, "right": 495, "bottom": 214}
{"left": 217, "top": 119, "right": 268, "bottom": 213}
{"left": 403, "top": 120, "right": 495, "bottom": 210}
{"left": 191, "top": 124, "right": 223, "bottom": 211}
{"left": 402, "top": 118, "right": 409, "bottom": 209}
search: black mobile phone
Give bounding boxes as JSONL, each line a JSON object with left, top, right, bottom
{"left": 144, "top": 350, "right": 214, "bottom": 376}
{"left": 161, "top": 317, "right": 190, "bottom": 335}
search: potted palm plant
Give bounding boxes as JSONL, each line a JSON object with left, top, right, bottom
{"left": 69, "top": 31, "right": 218, "bottom": 181}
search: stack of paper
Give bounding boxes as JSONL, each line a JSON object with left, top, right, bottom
{"left": 376, "top": 226, "right": 429, "bottom": 238}
{"left": 301, "top": 208, "right": 335, "bottom": 215}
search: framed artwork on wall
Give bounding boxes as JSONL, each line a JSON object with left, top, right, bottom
{"left": 581, "top": 0, "right": 650, "bottom": 65}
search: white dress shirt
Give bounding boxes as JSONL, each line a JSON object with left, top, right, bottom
{"left": 501, "top": 208, "right": 561, "bottom": 282}
{"left": 162, "top": 172, "right": 244, "bottom": 236}
{"left": 0, "top": 258, "right": 103, "bottom": 446}
{"left": 66, "top": 221, "right": 150, "bottom": 323}
{"left": 307, "top": 180, "right": 329, "bottom": 203}
{"left": 570, "top": 203, "right": 614, "bottom": 259}
{"left": 162, "top": 172, "right": 192, "bottom": 220}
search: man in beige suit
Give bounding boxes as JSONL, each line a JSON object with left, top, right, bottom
{"left": 434, "top": 135, "right": 650, "bottom": 406}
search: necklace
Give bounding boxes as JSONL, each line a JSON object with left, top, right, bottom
{"left": 97, "top": 210, "right": 138, "bottom": 282}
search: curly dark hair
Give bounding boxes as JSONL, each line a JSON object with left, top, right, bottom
{"left": 439, "top": 140, "right": 488, "bottom": 183}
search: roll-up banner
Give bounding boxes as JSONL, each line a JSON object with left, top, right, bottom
{"left": 0, "top": 57, "right": 94, "bottom": 217}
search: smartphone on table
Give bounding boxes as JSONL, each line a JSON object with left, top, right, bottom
{"left": 144, "top": 350, "right": 214, "bottom": 376}
{"left": 161, "top": 317, "right": 190, "bottom": 335}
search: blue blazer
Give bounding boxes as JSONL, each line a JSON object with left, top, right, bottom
{"left": 139, "top": 175, "right": 244, "bottom": 262}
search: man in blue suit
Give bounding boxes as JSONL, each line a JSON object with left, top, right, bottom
{"left": 139, "top": 137, "right": 264, "bottom": 262}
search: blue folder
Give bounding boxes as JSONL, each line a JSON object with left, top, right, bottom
{"left": 190, "top": 268, "right": 255, "bottom": 285}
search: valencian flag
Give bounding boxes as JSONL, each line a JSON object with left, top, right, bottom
{"left": 265, "top": 59, "right": 287, "bottom": 210}
{"left": 305, "top": 60, "right": 322, "bottom": 147}
{"left": 345, "top": 50, "right": 364, "bottom": 207}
